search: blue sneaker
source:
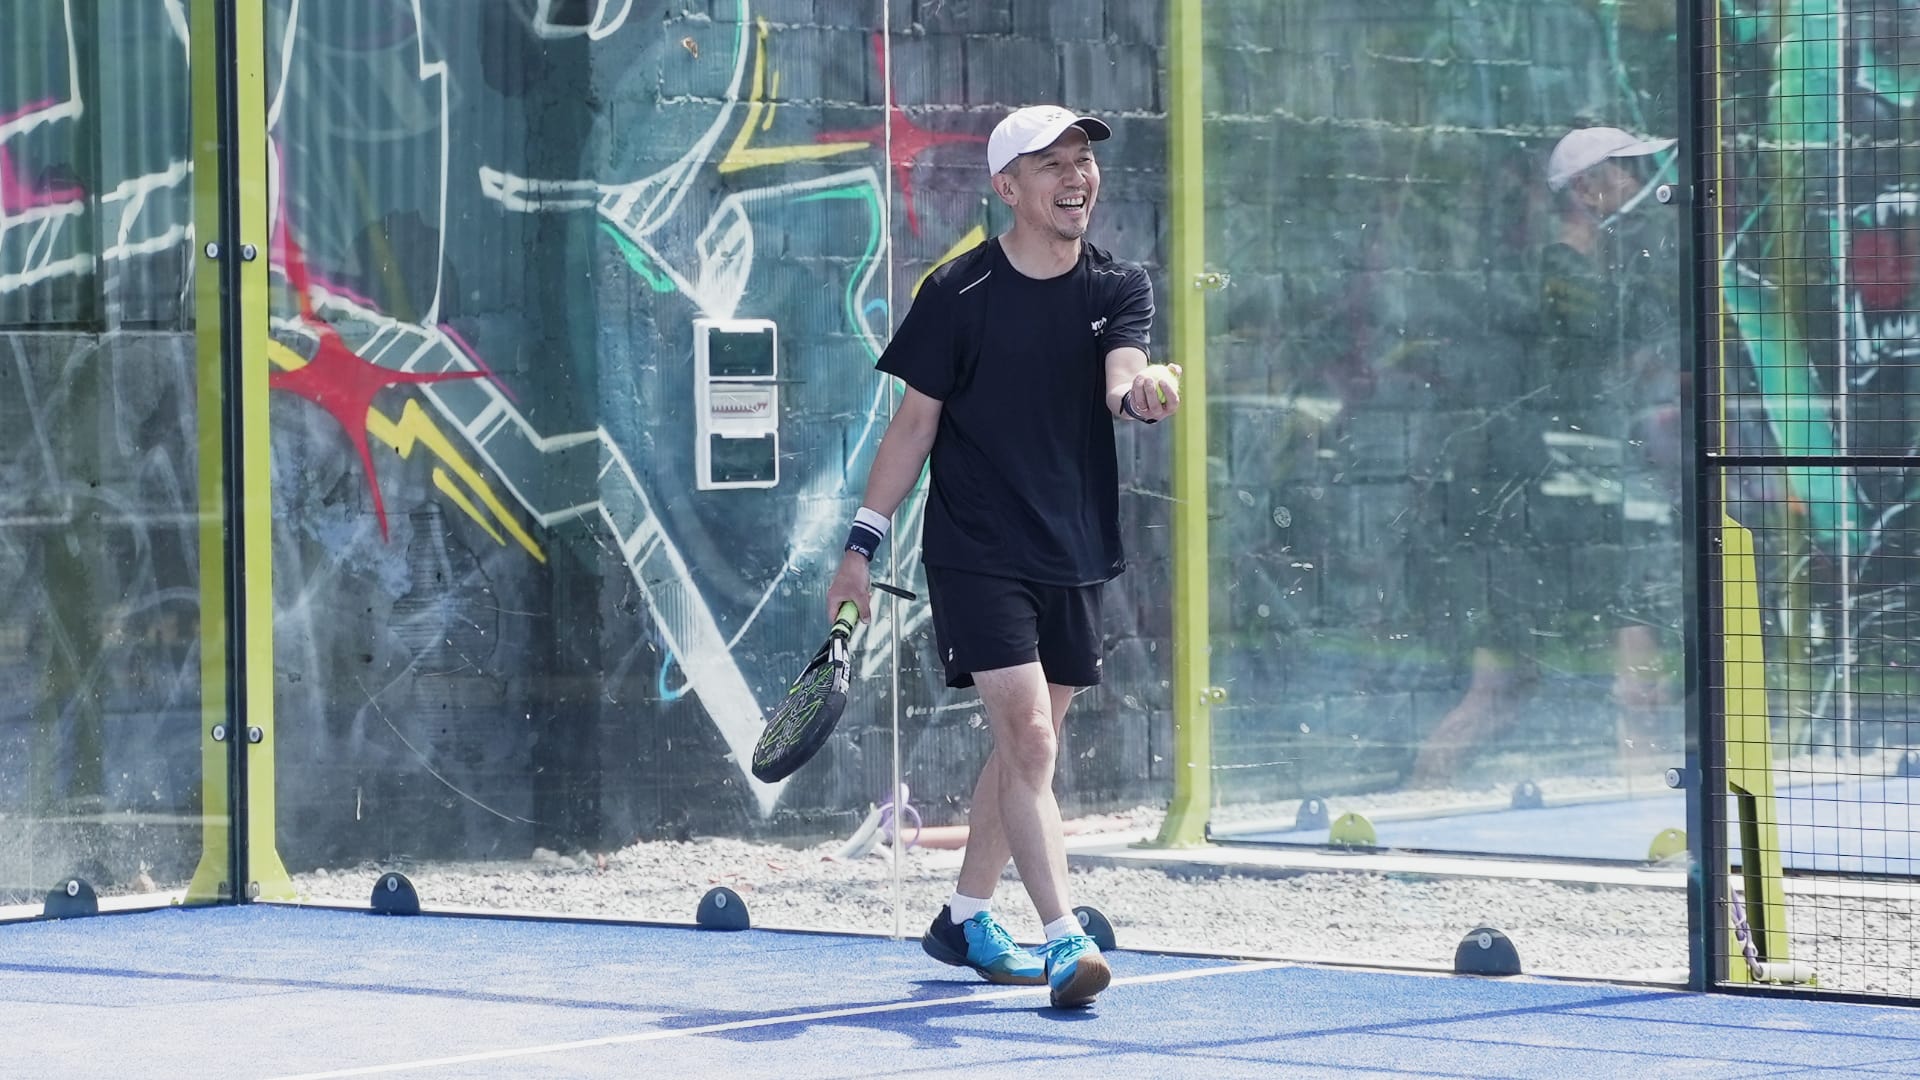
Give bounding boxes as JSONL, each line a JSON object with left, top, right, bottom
{"left": 920, "top": 906, "right": 1046, "bottom": 986}
{"left": 1041, "top": 933, "right": 1111, "bottom": 1008}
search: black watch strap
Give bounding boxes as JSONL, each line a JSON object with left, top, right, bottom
{"left": 1121, "top": 391, "right": 1159, "bottom": 424}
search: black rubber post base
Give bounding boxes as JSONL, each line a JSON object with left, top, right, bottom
{"left": 1511, "top": 780, "right": 1544, "bottom": 810}
{"left": 697, "top": 886, "right": 750, "bottom": 931}
{"left": 1073, "top": 905, "right": 1117, "bottom": 951}
{"left": 371, "top": 872, "right": 421, "bottom": 915}
{"left": 1454, "top": 926, "right": 1522, "bottom": 976}
{"left": 42, "top": 878, "right": 98, "bottom": 920}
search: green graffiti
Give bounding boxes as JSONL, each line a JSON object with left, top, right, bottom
{"left": 1719, "top": 262, "right": 1862, "bottom": 554}
{"left": 1721, "top": 0, "right": 1864, "bottom": 556}
{"left": 794, "top": 184, "right": 884, "bottom": 362}
{"left": 1860, "top": 41, "right": 1920, "bottom": 109}
{"left": 600, "top": 223, "right": 676, "bottom": 294}
{"left": 1720, "top": 0, "right": 1770, "bottom": 46}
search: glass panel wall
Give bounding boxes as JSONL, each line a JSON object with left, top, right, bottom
{"left": 247, "top": 0, "right": 1696, "bottom": 984}
{"left": 263, "top": 1, "right": 926, "bottom": 932}
{"left": 1191, "top": 0, "right": 1693, "bottom": 977}
{"left": 0, "top": 0, "right": 1706, "bottom": 990}
{"left": 259, "top": 0, "right": 1186, "bottom": 947}
{"left": 0, "top": 0, "right": 211, "bottom": 917}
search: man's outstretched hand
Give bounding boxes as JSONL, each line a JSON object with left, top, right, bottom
{"left": 1129, "top": 362, "right": 1182, "bottom": 422}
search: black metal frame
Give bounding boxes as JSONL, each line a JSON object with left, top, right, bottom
{"left": 1679, "top": 0, "right": 1722, "bottom": 994}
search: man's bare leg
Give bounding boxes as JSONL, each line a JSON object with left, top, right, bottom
{"left": 919, "top": 678, "right": 1080, "bottom": 990}
{"left": 1411, "top": 647, "right": 1521, "bottom": 788}
{"left": 955, "top": 682, "right": 1075, "bottom": 903}
{"left": 964, "top": 664, "right": 1106, "bottom": 1006}
{"left": 1613, "top": 625, "right": 1676, "bottom": 788}
{"left": 967, "top": 663, "right": 1072, "bottom": 924}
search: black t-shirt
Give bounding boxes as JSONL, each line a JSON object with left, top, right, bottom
{"left": 877, "top": 238, "right": 1155, "bottom": 585}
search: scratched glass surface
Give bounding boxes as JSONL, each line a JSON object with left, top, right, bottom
{"left": 1, "top": 1, "right": 206, "bottom": 918}
{"left": 249, "top": 1, "right": 1703, "bottom": 973}
{"left": 1191, "top": 0, "right": 1694, "bottom": 976}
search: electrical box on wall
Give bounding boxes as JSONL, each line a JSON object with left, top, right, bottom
{"left": 694, "top": 318, "right": 780, "bottom": 490}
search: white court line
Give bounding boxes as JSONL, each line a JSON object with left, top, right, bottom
{"left": 262, "top": 960, "right": 1290, "bottom": 1080}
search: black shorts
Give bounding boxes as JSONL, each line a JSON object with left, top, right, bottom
{"left": 924, "top": 566, "right": 1104, "bottom": 689}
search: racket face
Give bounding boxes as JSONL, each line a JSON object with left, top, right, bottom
{"left": 751, "top": 630, "right": 852, "bottom": 782}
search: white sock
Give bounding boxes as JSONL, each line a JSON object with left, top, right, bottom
{"left": 948, "top": 892, "right": 992, "bottom": 924}
{"left": 1042, "top": 914, "right": 1081, "bottom": 942}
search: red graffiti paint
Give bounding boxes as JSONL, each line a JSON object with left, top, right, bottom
{"left": 0, "top": 99, "right": 85, "bottom": 213}
{"left": 1851, "top": 227, "right": 1916, "bottom": 311}
{"left": 270, "top": 224, "right": 482, "bottom": 541}
{"left": 0, "top": 148, "right": 84, "bottom": 213}
{"left": 816, "top": 34, "right": 986, "bottom": 236}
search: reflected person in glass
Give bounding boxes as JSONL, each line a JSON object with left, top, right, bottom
{"left": 1412, "top": 126, "right": 1681, "bottom": 789}
{"left": 827, "top": 106, "right": 1182, "bottom": 1009}
{"left": 1544, "top": 127, "right": 1685, "bottom": 783}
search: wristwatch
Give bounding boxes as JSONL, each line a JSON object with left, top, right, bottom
{"left": 1121, "top": 390, "right": 1158, "bottom": 424}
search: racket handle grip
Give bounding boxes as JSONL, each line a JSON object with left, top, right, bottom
{"left": 833, "top": 600, "right": 860, "bottom": 633}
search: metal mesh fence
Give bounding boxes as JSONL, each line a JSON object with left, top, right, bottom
{"left": 1704, "top": 0, "right": 1920, "bottom": 997}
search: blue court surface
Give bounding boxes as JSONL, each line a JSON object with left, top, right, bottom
{"left": 5, "top": 905, "right": 1920, "bottom": 1078}
{"left": 1217, "top": 780, "right": 1920, "bottom": 874}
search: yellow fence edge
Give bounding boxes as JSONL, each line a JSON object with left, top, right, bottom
{"left": 1152, "top": 0, "right": 1213, "bottom": 849}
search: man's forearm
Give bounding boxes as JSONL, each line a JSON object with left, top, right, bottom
{"left": 1104, "top": 346, "right": 1151, "bottom": 418}
{"left": 860, "top": 421, "right": 937, "bottom": 519}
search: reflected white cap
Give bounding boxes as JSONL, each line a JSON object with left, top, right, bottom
{"left": 987, "top": 106, "right": 1112, "bottom": 175}
{"left": 1546, "top": 126, "right": 1676, "bottom": 191}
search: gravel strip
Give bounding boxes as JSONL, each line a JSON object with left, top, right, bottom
{"left": 286, "top": 825, "right": 1695, "bottom": 987}
{"left": 0, "top": 768, "right": 1828, "bottom": 998}
{"left": 279, "top": 789, "right": 1920, "bottom": 996}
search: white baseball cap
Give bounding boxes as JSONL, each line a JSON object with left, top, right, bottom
{"left": 987, "top": 106, "right": 1112, "bottom": 175}
{"left": 1546, "top": 126, "right": 1676, "bottom": 191}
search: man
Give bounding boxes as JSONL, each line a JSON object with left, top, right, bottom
{"left": 826, "top": 105, "right": 1182, "bottom": 1009}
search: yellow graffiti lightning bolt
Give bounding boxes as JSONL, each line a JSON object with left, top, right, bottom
{"left": 720, "top": 18, "right": 869, "bottom": 173}
{"left": 266, "top": 338, "right": 546, "bottom": 562}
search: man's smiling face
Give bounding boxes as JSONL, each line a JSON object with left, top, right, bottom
{"left": 996, "top": 127, "right": 1100, "bottom": 242}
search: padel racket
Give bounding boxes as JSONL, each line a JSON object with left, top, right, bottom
{"left": 751, "top": 581, "right": 915, "bottom": 783}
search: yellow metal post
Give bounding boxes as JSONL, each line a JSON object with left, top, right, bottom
{"left": 1706, "top": 21, "right": 1793, "bottom": 980}
{"left": 1718, "top": 520, "right": 1794, "bottom": 977}
{"left": 187, "top": 0, "right": 292, "bottom": 902}
{"left": 233, "top": 0, "right": 293, "bottom": 901}
{"left": 186, "top": 0, "right": 232, "bottom": 904}
{"left": 1151, "top": 0, "right": 1213, "bottom": 848}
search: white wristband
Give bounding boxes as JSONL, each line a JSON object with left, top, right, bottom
{"left": 853, "top": 506, "right": 891, "bottom": 540}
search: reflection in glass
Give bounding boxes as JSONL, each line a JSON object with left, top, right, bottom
{"left": 1188, "top": 0, "right": 1691, "bottom": 978}
{"left": 262, "top": 2, "right": 923, "bottom": 933}
{"left": 1, "top": 2, "right": 203, "bottom": 915}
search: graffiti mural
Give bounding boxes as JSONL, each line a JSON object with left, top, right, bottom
{"left": 1715, "top": 1, "right": 1920, "bottom": 749}
{"left": 260, "top": 0, "right": 1173, "bottom": 867}
{"left": 4, "top": 0, "right": 1740, "bottom": 883}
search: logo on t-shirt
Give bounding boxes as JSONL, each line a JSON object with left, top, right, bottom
{"left": 1090, "top": 316, "right": 1108, "bottom": 336}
